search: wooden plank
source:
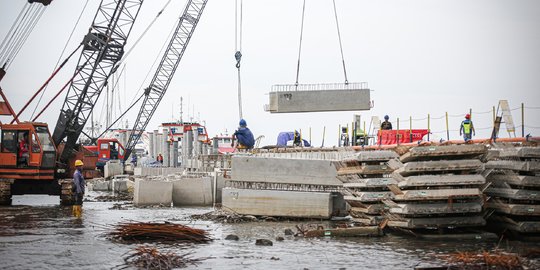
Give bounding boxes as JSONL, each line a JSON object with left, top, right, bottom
{"left": 388, "top": 215, "right": 485, "bottom": 229}
{"left": 485, "top": 187, "right": 540, "bottom": 201}
{"left": 394, "top": 188, "right": 482, "bottom": 201}
{"left": 390, "top": 202, "right": 482, "bottom": 215}
{"left": 397, "top": 174, "right": 485, "bottom": 188}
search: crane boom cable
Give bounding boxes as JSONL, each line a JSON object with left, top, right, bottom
{"left": 97, "top": 92, "right": 145, "bottom": 139}
{"left": 8, "top": 7, "right": 46, "bottom": 69}
{"left": 235, "top": 0, "right": 243, "bottom": 119}
{"left": 295, "top": 0, "right": 306, "bottom": 88}
{"left": 0, "top": 3, "right": 28, "bottom": 61}
{"left": 30, "top": 0, "right": 91, "bottom": 120}
{"left": 0, "top": 3, "right": 33, "bottom": 65}
{"left": 332, "top": 0, "right": 348, "bottom": 84}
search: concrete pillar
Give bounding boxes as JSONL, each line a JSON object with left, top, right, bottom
{"left": 163, "top": 132, "right": 169, "bottom": 167}
{"left": 173, "top": 140, "right": 179, "bottom": 167}
{"left": 149, "top": 132, "right": 154, "bottom": 158}
{"left": 186, "top": 130, "right": 193, "bottom": 158}
{"left": 212, "top": 137, "right": 219, "bottom": 154}
{"left": 153, "top": 130, "right": 159, "bottom": 158}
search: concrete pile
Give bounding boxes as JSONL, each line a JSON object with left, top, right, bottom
{"left": 222, "top": 153, "right": 351, "bottom": 219}
{"left": 335, "top": 150, "right": 398, "bottom": 225}
{"left": 484, "top": 145, "right": 540, "bottom": 239}
{"left": 385, "top": 144, "right": 488, "bottom": 234}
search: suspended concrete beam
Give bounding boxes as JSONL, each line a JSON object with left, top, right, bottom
{"left": 265, "top": 83, "right": 371, "bottom": 113}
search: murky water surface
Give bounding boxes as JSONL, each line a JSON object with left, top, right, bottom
{"left": 1, "top": 193, "right": 539, "bottom": 270}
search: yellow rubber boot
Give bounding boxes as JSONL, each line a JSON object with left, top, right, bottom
{"left": 72, "top": 205, "right": 82, "bottom": 218}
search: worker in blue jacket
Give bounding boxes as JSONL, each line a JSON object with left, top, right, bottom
{"left": 231, "top": 119, "right": 255, "bottom": 149}
{"left": 72, "top": 159, "right": 85, "bottom": 218}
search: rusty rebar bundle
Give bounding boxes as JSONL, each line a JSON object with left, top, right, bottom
{"left": 123, "top": 245, "right": 203, "bottom": 269}
{"left": 440, "top": 250, "right": 524, "bottom": 269}
{"left": 108, "top": 222, "right": 211, "bottom": 243}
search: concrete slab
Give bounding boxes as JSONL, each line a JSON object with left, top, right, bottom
{"left": 389, "top": 202, "right": 482, "bottom": 215}
{"left": 345, "top": 191, "right": 394, "bottom": 202}
{"left": 266, "top": 84, "right": 370, "bottom": 113}
{"left": 485, "top": 202, "right": 540, "bottom": 216}
{"left": 485, "top": 160, "right": 540, "bottom": 172}
{"left": 388, "top": 215, "right": 485, "bottom": 229}
{"left": 342, "top": 178, "right": 396, "bottom": 188}
{"left": 396, "top": 174, "right": 486, "bottom": 188}
{"left": 393, "top": 188, "right": 482, "bottom": 201}
{"left": 231, "top": 156, "right": 342, "bottom": 186}
{"left": 356, "top": 150, "right": 398, "bottom": 162}
{"left": 488, "top": 216, "right": 540, "bottom": 233}
{"left": 172, "top": 177, "right": 213, "bottom": 206}
{"left": 400, "top": 144, "right": 487, "bottom": 163}
{"left": 398, "top": 159, "right": 483, "bottom": 176}
{"left": 136, "top": 167, "right": 185, "bottom": 176}
{"left": 485, "top": 187, "right": 540, "bottom": 201}
{"left": 487, "top": 174, "right": 540, "bottom": 187}
{"left": 133, "top": 179, "right": 173, "bottom": 206}
{"left": 350, "top": 205, "right": 387, "bottom": 215}
{"left": 222, "top": 188, "right": 333, "bottom": 218}
{"left": 337, "top": 164, "right": 394, "bottom": 176}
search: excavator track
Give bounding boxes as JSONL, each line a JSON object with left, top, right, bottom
{"left": 59, "top": 179, "right": 74, "bottom": 206}
{"left": 0, "top": 179, "right": 13, "bottom": 205}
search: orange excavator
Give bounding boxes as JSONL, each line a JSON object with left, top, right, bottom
{"left": 0, "top": 0, "right": 144, "bottom": 205}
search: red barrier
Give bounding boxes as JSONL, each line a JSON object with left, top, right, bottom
{"left": 377, "top": 129, "right": 430, "bottom": 145}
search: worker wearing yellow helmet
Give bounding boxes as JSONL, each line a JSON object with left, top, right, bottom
{"left": 72, "top": 159, "right": 85, "bottom": 218}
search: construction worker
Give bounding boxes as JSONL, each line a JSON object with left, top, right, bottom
{"left": 381, "top": 115, "right": 393, "bottom": 130}
{"left": 18, "top": 133, "right": 29, "bottom": 167}
{"left": 72, "top": 160, "right": 85, "bottom": 218}
{"left": 157, "top": 153, "right": 164, "bottom": 164}
{"left": 460, "top": 114, "right": 475, "bottom": 142}
{"left": 293, "top": 130, "right": 302, "bottom": 147}
{"left": 231, "top": 119, "right": 255, "bottom": 150}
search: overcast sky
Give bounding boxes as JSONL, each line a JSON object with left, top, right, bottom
{"left": 1, "top": 0, "right": 539, "bottom": 146}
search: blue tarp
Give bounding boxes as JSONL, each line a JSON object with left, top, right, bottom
{"left": 276, "top": 132, "right": 311, "bottom": 147}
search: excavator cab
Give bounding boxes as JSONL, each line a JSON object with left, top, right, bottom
{"left": 0, "top": 122, "right": 56, "bottom": 178}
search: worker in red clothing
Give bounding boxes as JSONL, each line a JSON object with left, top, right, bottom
{"left": 18, "top": 133, "right": 29, "bottom": 167}
{"left": 157, "top": 153, "right": 164, "bottom": 164}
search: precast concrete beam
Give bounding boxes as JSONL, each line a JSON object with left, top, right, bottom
{"left": 343, "top": 178, "right": 396, "bottom": 188}
{"left": 356, "top": 150, "right": 399, "bottom": 162}
{"left": 345, "top": 191, "right": 394, "bottom": 202}
{"left": 400, "top": 144, "right": 487, "bottom": 163}
{"left": 485, "top": 187, "right": 540, "bottom": 201}
{"left": 397, "top": 159, "right": 483, "bottom": 176}
{"left": 393, "top": 188, "right": 482, "bottom": 201}
{"left": 231, "top": 156, "right": 342, "bottom": 186}
{"left": 485, "top": 160, "right": 540, "bottom": 172}
{"left": 396, "top": 174, "right": 486, "bottom": 188}
{"left": 388, "top": 215, "right": 485, "bottom": 229}
{"left": 389, "top": 201, "right": 482, "bottom": 215}
{"left": 222, "top": 188, "right": 333, "bottom": 218}
{"left": 487, "top": 174, "right": 540, "bottom": 188}
{"left": 485, "top": 202, "right": 540, "bottom": 216}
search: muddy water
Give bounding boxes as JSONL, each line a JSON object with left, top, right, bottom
{"left": 0, "top": 193, "right": 538, "bottom": 270}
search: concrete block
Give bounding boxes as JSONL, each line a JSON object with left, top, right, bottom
{"left": 90, "top": 180, "right": 111, "bottom": 191}
{"left": 112, "top": 179, "right": 130, "bottom": 194}
{"left": 172, "top": 177, "right": 213, "bottom": 206}
{"left": 222, "top": 188, "right": 333, "bottom": 218}
{"left": 389, "top": 201, "right": 482, "bottom": 215}
{"left": 231, "top": 156, "right": 342, "bottom": 186}
{"left": 133, "top": 179, "right": 173, "bottom": 206}
{"left": 134, "top": 167, "right": 142, "bottom": 176}
{"left": 104, "top": 160, "right": 124, "bottom": 179}
{"left": 486, "top": 202, "right": 540, "bottom": 216}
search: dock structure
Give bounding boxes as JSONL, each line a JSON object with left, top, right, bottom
{"left": 265, "top": 82, "right": 371, "bottom": 113}
{"left": 336, "top": 150, "right": 398, "bottom": 225}
{"left": 385, "top": 144, "right": 488, "bottom": 233}
{"left": 484, "top": 146, "right": 540, "bottom": 240}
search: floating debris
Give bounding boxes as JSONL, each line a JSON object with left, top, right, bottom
{"left": 108, "top": 222, "right": 211, "bottom": 243}
{"left": 123, "top": 245, "right": 204, "bottom": 269}
{"left": 296, "top": 224, "right": 383, "bottom": 238}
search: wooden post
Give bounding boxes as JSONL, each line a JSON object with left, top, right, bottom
{"left": 492, "top": 106, "right": 495, "bottom": 124}
{"left": 363, "top": 121, "right": 367, "bottom": 146}
{"left": 397, "top": 117, "right": 400, "bottom": 145}
{"left": 522, "top": 103, "right": 525, "bottom": 137}
{"left": 338, "top": 124, "right": 341, "bottom": 146}
{"left": 445, "top": 112, "right": 449, "bottom": 141}
{"left": 427, "top": 113, "right": 431, "bottom": 141}
{"left": 322, "top": 126, "right": 326, "bottom": 147}
{"left": 409, "top": 116, "right": 413, "bottom": 142}
{"left": 309, "top": 127, "right": 312, "bottom": 145}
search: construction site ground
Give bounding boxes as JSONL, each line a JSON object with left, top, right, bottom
{"left": 1, "top": 191, "right": 539, "bottom": 269}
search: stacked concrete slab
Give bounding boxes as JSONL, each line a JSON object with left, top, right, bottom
{"left": 386, "top": 144, "right": 487, "bottom": 233}
{"left": 335, "top": 150, "right": 398, "bottom": 225}
{"left": 484, "top": 146, "right": 540, "bottom": 239}
{"left": 222, "top": 155, "right": 349, "bottom": 219}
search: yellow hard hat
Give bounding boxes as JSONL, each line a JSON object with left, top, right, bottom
{"left": 75, "top": 160, "right": 84, "bottom": 167}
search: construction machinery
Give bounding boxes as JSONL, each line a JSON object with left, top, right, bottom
{"left": 0, "top": 0, "right": 144, "bottom": 205}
